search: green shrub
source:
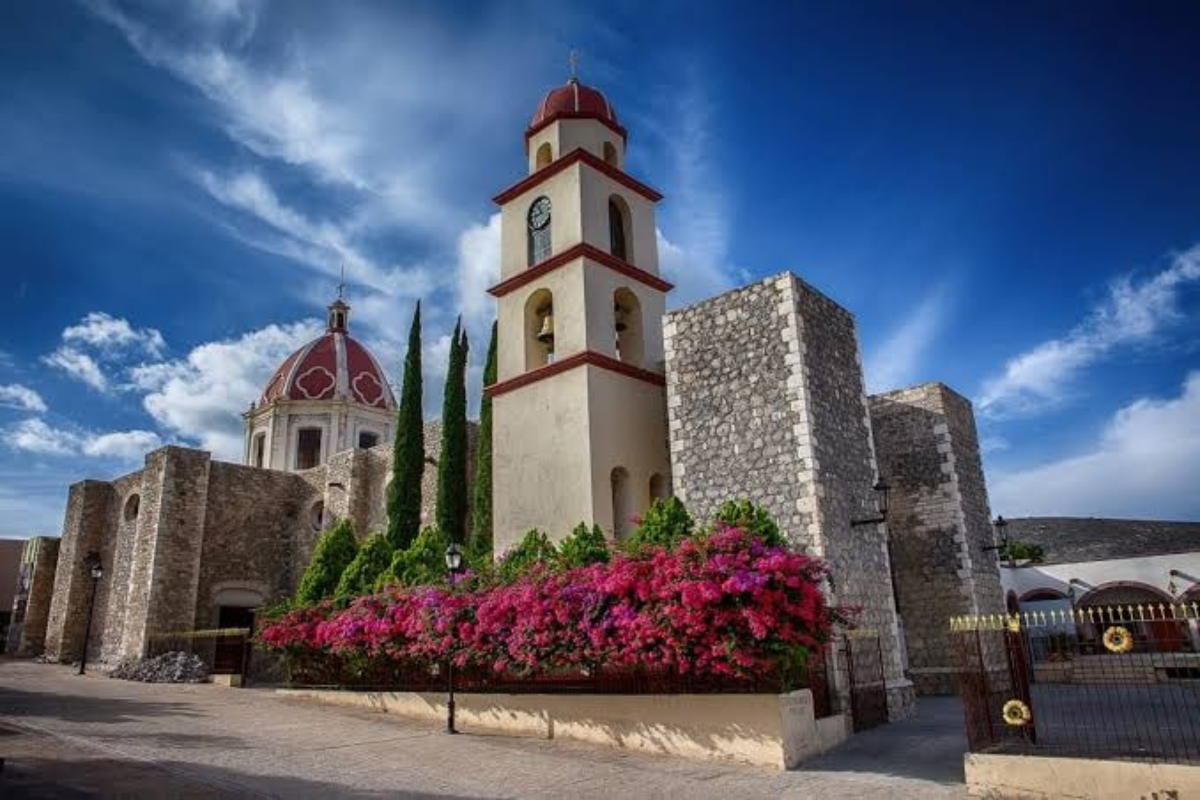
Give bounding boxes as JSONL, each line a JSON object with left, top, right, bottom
{"left": 1000, "top": 540, "right": 1045, "bottom": 564}
{"left": 335, "top": 533, "right": 394, "bottom": 603}
{"left": 559, "top": 522, "right": 610, "bottom": 568}
{"left": 295, "top": 519, "right": 359, "bottom": 605}
{"left": 382, "top": 526, "right": 451, "bottom": 589}
{"left": 496, "top": 529, "right": 557, "bottom": 583}
{"left": 624, "top": 496, "right": 694, "bottom": 553}
{"left": 713, "top": 500, "right": 788, "bottom": 547}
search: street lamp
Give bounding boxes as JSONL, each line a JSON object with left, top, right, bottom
{"left": 850, "top": 479, "right": 890, "bottom": 527}
{"left": 443, "top": 541, "right": 466, "bottom": 734}
{"left": 983, "top": 515, "right": 1012, "bottom": 567}
{"left": 78, "top": 552, "right": 103, "bottom": 675}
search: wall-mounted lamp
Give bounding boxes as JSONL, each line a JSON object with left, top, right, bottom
{"left": 1066, "top": 577, "right": 1092, "bottom": 601}
{"left": 850, "top": 479, "right": 890, "bottom": 527}
{"left": 1168, "top": 569, "right": 1198, "bottom": 598}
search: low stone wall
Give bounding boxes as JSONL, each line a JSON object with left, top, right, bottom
{"left": 1032, "top": 652, "right": 1200, "bottom": 685}
{"left": 965, "top": 753, "right": 1200, "bottom": 797}
{"left": 278, "top": 688, "right": 849, "bottom": 769}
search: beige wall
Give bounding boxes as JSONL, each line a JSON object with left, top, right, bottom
{"left": 965, "top": 753, "right": 1200, "bottom": 798}
{"left": 527, "top": 119, "right": 625, "bottom": 174}
{"left": 497, "top": 261, "right": 587, "bottom": 382}
{"left": 500, "top": 165, "right": 584, "bottom": 282}
{"left": 279, "top": 687, "right": 848, "bottom": 770}
{"left": 245, "top": 399, "right": 393, "bottom": 473}
{"left": 579, "top": 168, "right": 659, "bottom": 274}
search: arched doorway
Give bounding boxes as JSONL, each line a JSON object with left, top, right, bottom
{"left": 1077, "top": 582, "right": 1185, "bottom": 652}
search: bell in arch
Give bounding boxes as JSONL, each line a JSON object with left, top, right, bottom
{"left": 614, "top": 303, "right": 628, "bottom": 333}
{"left": 537, "top": 312, "right": 555, "bottom": 344}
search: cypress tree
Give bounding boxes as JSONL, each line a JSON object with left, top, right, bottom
{"left": 334, "top": 533, "right": 394, "bottom": 603}
{"left": 470, "top": 320, "right": 498, "bottom": 557}
{"left": 386, "top": 302, "right": 424, "bottom": 550}
{"left": 436, "top": 320, "right": 469, "bottom": 543}
{"left": 295, "top": 519, "right": 359, "bottom": 606}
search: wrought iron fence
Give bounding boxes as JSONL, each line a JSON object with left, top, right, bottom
{"left": 145, "top": 627, "right": 252, "bottom": 676}
{"left": 950, "top": 602, "right": 1200, "bottom": 764}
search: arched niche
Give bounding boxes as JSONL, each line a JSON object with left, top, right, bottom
{"left": 613, "top": 287, "right": 644, "bottom": 367}
{"left": 611, "top": 466, "right": 632, "bottom": 541}
{"left": 608, "top": 194, "right": 632, "bottom": 262}
{"left": 649, "top": 473, "right": 669, "bottom": 501}
{"left": 603, "top": 141, "right": 619, "bottom": 168}
{"left": 536, "top": 142, "right": 553, "bottom": 170}
{"left": 123, "top": 493, "right": 140, "bottom": 523}
{"left": 524, "top": 288, "right": 555, "bottom": 369}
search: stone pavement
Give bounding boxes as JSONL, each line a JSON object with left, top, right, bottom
{"left": 0, "top": 660, "right": 967, "bottom": 798}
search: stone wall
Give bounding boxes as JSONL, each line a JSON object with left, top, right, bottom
{"left": 44, "top": 480, "right": 113, "bottom": 662}
{"left": 869, "top": 383, "right": 1004, "bottom": 695}
{"left": 664, "top": 272, "right": 914, "bottom": 720}
{"left": 5, "top": 536, "right": 60, "bottom": 655}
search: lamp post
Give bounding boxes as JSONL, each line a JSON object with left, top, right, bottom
{"left": 983, "top": 515, "right": 1013, "bottom": 567}
{"left": 78, "top": 552, "right": 103, "bottom": 676}
{"left": 443, "top": 541, "right": 465, "bottom": 735}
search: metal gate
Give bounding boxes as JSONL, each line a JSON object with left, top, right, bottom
{"left": 844, "top": 633, "right": 888, "bottom": 732}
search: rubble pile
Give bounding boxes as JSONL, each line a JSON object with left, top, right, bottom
{"left": 108, "top": 651, "right": 208, "bottom": 683}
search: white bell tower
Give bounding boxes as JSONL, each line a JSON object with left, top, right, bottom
{"left": 488, "top": 74, "right": 673, "bottom": 552}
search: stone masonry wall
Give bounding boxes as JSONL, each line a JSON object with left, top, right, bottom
{"left": 665, "top": 272, "right": 914, "bottom": 720}
{"left": 44, "top": 480, "right": 112, "bottom": 662}
{"left": 868, "top": 383, "right": 1004, "bottom": 695}
{"left": 6, "top": 537, "right": 59, "bottom": 656}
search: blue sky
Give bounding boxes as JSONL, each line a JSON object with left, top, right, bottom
{"left": 1, "top": 0, "right": 1198, "bottom": 537}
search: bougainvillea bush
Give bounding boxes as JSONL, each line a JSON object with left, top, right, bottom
{"left": 259, "top": 526, "right": 835, "bottom": 684}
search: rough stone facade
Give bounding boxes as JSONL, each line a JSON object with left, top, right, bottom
{"left": 664, "top": 272, "right": 915, "bottom": 720}
{"left": 5, "top": 536, "right": 60, "bottom": 656}
{"left": 868, "top": 383, "right": 1004, "bottom": 695}
{"left": 41, "top": 421, "right": 475, "bottom": 665}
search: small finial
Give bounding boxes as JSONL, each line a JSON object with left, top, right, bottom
{"left": 337, "top": 265, "right": 346, "bottom": 300}
{"left": 568, "top": 49, "right": 579, "bottom": 83}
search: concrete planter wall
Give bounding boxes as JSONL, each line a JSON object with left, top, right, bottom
{"left": 278, "top": 687, "right": 849, "bottom": 769}
{"left": 965, "top": 753, "right": 1200, "bottom": 797}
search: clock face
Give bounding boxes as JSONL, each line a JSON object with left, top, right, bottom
{"left": 528, "top": 196, "right": 552, "bottom": 230}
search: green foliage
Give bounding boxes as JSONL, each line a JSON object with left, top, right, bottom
{"left": 713, "top": 500, "right": 788, "bottom": 547}
{"left": 470, "top": 320, "right": 498, "bottom": 560}
{"left": 436, "top": 319, "right": 470, "bottom": 544}
{"left": 559, "top": 522, "right": 610, "bottom": 568}
{"left": 382, "top": 526, "right": 451, "bottom": 589}
{"left": 496, "top": 529, "right": 557, "bottom": 583}
{"left": 386, "top": 302, "right": 425, "bottom": 550}
{"left": 1000, "top": 540, "right": 1045, "bottom": 564}
{"left": 296, "top": 519, "right": 359, "bottom": 605}
{"left": 334, "top": 533, "right": 394, "bottom": 603}
{"left": 624, "top": 496, "right": 695, "bottom": 553}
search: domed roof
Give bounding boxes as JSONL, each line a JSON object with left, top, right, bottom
{"left": 259, "top": 299, "right": 395, "bottom": 410}
{"left": 528, "top": 79, "right": 626, "bottom": 139}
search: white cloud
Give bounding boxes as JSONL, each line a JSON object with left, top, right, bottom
{"left": 990, "top": 372, "right": 1200, "bottom": 519}
{"left": 42, "top": 347, "right": 108, "bottom": 392}
{"left": 63, "top": 311, "right": 165, "bottom": 356}
{"left": 978, "top": 245, "right": 1200, "bottom": 417}
{"left": 0, "top": 384, "right": 48, "bottom": 413}
{"left": 865, "top": 285, "right": 950, "bottom": 393}
{"left": 138, "top": 320, "right": 322, "bottom": 459}
{"left": 456, "top": 213, "right": 501, "bottom": 341}
{"left": 1, "top": 418, "right": 159, "bottom": 462}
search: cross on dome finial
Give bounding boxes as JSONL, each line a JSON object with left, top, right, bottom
{"left": 568, "top": 49, "right": 579, "bottom": 83}
{"left": 337, "top": 264, "right": 346, "bottom": 300}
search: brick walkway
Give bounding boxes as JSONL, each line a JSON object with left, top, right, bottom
{"left": 0, "top": 660, "right": 966, "bottom": 798}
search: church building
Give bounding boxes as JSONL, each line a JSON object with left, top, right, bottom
{"left": 17, "top": 72, "right": 1003, "bottom": 722}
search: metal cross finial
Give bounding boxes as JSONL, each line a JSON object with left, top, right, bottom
{"left": 568, "top": 49, "right": 579, "bottom": 82}
{"left": 337, "top": 265, "right": 346, "bottom": 300}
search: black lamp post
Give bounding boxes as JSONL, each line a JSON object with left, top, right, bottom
{"left": 850, "top": 479, "right": 890, "bottom": 527}
{"left": 78, "top": 552, "right": 103, "bottom": 676}
{"left": 443, "top": 541, "right": 465, "bottom": 734}
{"left": 983, "top": 515, "right": 1012, "bottom": 567}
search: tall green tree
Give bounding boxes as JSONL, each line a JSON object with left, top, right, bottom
{"left": 295, "top": 519, "right": 359, "bottom": 606}
{"left": 334, "top": 532, "right": 394, "bottom": 603}
{"left": 386, "top": 302, "right": 424, "bottom": 549}
{"left": 436, "top": 319, "right": 469, "bottom": 543}
{"left": 470, "top": 320, "right": 498, "bottom": 557}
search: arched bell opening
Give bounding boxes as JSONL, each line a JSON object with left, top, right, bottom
{"left": 535, "top": 142, "right": 553, "bottom": 170}
{"left": 524, "top": 288, "right": 555, "bottom": 369}
{"left": 613, "top": 287, "right": 644, "bottom": 367}
{"left": 608, "top": 194, "right": 632, "bottom": 262}
{"left": 603, "top": 141, "right": 620, "bottom": 168}
{"left": 611, "top": 466, "right": 632, "bottom": 541}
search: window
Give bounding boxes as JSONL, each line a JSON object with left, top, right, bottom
{"left": 610, "top": 467, "right": 632, "bottom": 540}
{"left": 358, "top": 431, "right": 379, "bottom": 449}
{"left": 608, "top": 195, "right": 631, "bottom": 262}
{"left": 524, "top": 288, "right": 555, "bottom": 369}
{"left": 296, "top": 428, "right": 322, "bottom": 470}
{"left": 535, "top": 142, "right": 553, "bottom": 170}
{"left": 309, "top": 500, "right": 325, "bottom": 531}
{"left": 603, "top": 141, "right": 619, "bottom": 167}
{"left": 613, "top": 288, "right": 644, "bottom": 367}
{"left": 123, "top": 493, "right": 140, "bottom": 522}
{"left": 527, "top": 196, "right": 552, "bottom": 266}
{"left": 252, "top": 432, "right": 266, "bottom": 468}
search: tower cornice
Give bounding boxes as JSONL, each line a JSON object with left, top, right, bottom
{"left": 488, "top": 242, "right": 673, "bottom": 298}
{"left": 485, "top": 350, "right": 666, "bottom": 398}
{"left": 492, "top": 147, "right": 663, "bottom": 206}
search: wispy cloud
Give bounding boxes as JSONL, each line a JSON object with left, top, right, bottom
{"left": 865, "top": 285, "right": 951, "bottom": 393}
{"left": 41, "top": 311, "right": 168, "bottom": 393}
{"left": 42, "top": 347, "right": 108, "bottom": 392}
{"left": 1, "top": 417, "right": 160, "bottom": 461}
{"left": 978, "top": 245, "right": 1200, "bottom": 417}
{"left": 990, "top": 371, "right": 1200, "bottom": 519}
{"left": 0, "top": 384, "right": 48, "bottom": 413}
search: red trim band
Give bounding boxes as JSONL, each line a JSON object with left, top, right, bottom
{"left": 493, "top": 148, "right": 663, "bottom": 206}
{"left": 486, "top": 350, "right": 665, "bottom": 398}
{"left": 525, "top": 112, "right": 628, "bottom": 148}
{"left": 488, "top": 242, "right": 673, "bottom": 298}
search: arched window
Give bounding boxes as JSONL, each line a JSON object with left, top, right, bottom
{"left": 123, "top": 493, "right": 140, "bottom": 522}
{"left": 309, "top": 500, "right": 325, "bottom": 531}
{"left": 524, "top": 288, "right": 555, "bottom": 369}
{"left": 649, "top": 473, "right": 669, "bottom": 501}
{"left": 535, "top": 142, "right": 553, "bottom": 170}
{"left": 252, "top": 432, "right": 266, "bottom": 467}
{"left": 608, "top": 195, "right": 631, "bottom": 261}
{"left": 527, "top": 196, "right": 552, "bottom": 266}
{"left": 357, "top": 431, "right": 379, "bottom": 449}
{"left": 613, "top": 288, "right": 644, "bottom": 367}
{"left": 611, "top": 467, "right": 632, "bottom": 540}
{"left": 603, "top": 141, "right": 619, "bottom": 167}
{"left": 296, "top": 428, "right": 322, "bottom": 470}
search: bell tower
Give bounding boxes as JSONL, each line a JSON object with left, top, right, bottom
{"left": 488, "top": 74, "right": 673, "bottom": 553}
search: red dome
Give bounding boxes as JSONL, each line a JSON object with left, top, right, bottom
{"left": 528, "top": 79, "right": 626, "bottom": 140}
{"left": 259, "top": 304, "right": 395, "bottom": 410}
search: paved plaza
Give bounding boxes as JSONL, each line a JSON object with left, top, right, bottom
{"left": 0, "top": 660, "right": 967, "bottom": 798}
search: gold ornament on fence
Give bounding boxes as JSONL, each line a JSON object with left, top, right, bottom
{"left": 1001, "top": 699, "right": 1032, "bottom": 727}
{"left": 1102, "top": 625, "right": 1133, "bottom": 654}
